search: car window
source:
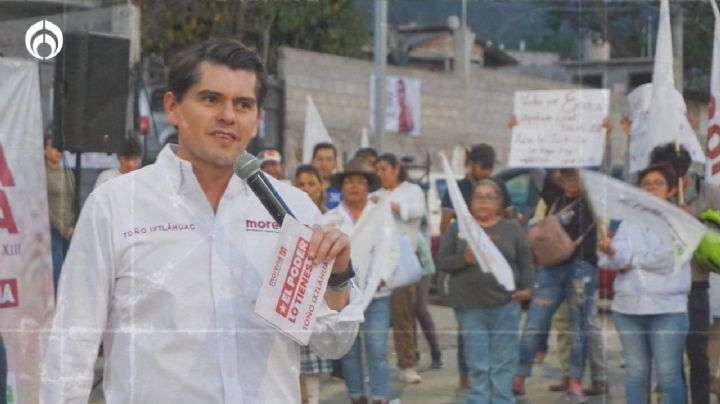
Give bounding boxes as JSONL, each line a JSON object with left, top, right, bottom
{"left": 151, "top": 89, "right": 166, "bottom": 112}
{"left": 505, "top": 174, "right": 529, "bottom": 212}
{"left": 435, "top": 178, "right": 448, "bottom": 201}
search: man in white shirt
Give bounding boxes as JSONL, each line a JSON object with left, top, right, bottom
{"left": 41, "top": 38, "right": 363, "bottom": 404}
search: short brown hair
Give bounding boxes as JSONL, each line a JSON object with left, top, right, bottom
{"left": 167, "top": 38, "right": 267, "bottom": 107}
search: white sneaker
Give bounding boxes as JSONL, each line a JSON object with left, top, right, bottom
{"left": 397, "top": 367, "right": 422, "bottom": 384}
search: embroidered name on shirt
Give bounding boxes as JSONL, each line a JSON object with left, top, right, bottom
{"left": 121, "top": 223, "right": 196, "bottom": 238}
{"left": 246, "top": 219, "right": 280, "bottom": 233}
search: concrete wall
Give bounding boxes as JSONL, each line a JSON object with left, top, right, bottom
{"left": 279, "top": 47, "right": 633, "bottom": 175}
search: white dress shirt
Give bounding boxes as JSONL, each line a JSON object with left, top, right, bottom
{"left": 41, "top": 145, "right": 363, "bottom": 404}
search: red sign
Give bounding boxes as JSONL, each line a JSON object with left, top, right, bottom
{"left": 0, "top": 279, "right": 19, "bottom": 308}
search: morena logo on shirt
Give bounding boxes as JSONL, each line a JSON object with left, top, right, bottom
{"left": 245, "top": 219, "right": 280, "bottom": 233}
{"left": 0, "top": 279, "right": 19, "bottom": 308}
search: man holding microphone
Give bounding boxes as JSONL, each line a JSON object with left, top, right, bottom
{"left": 41, "top": 39, "right": 362, "bottom": 403}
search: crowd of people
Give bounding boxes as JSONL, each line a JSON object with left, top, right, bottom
{"left": 252, "top": 134, "right": 720, "bottom": 404}
{"left": 32, "top": 38, "right": 720, "bottom": 404}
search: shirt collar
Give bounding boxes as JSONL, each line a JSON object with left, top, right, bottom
{"left": 154, "top": 144, "right": 249, "bottom": 199}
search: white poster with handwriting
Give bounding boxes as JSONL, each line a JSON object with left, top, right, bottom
{"left": 508, "top": 89, "right": 609, "bottom": 168}
{"left": 254, "top": 216, "right": 334, "bottom": 345}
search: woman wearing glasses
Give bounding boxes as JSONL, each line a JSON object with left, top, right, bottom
{"left": 598, "top": 163, "right": 692, "bottom": 404}
{"left": 437, "top": 180, "right": 534, "bottom": 404}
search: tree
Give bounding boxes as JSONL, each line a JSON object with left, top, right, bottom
{"left": 140, "top": 0, "right": 369, "bottom": 74}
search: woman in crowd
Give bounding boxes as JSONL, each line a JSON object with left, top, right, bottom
{"left": 598, "top": 164, "right": 691, "bottom": 404}
{"left": 512, "top": 168, "right": 599, "bottom": 402}
{"left": 437, "top": 180, "right": 534, "bottom": 404}
{"left": 324, "top": 158, "right": 398, "bottom": 404}
{"left": 293, "top": 164, "right": 331, "bottom": 404}
{"left": 373, "top": 153, "right": 438, "bottom": 382}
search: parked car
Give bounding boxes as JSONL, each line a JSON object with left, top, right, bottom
{"left": 136, "top": 83, "right": 177, "bottom": 164}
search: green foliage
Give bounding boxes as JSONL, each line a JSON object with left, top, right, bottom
{"left": 141, "top": 0, "right": 369, "bottom": 72}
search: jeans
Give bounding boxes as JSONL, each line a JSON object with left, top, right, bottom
{"left": 686, "top": 285, "right": 710, "bottom": 404}
{"left": 391, "top": 284, "right": 416, "bottom": 369}
{"left": 458, "top": 334, "right": 468, "bottom": 373}
{"left": 455, "top": 301, "right": 520, "bottom": 404}
{"left": 50, "top": 228, "right": 69, "bottom": 296}
{"left": 342, "top": 296, "right": 391, "bottom": 400}
{"left": 516, "top": 259, "right": 597, "bottom": 379}
{"left": 613, "top": 311, "right": 688, "bottom": 404}
{"left": 415, "top": 275, "right": 442, "bottom": 361}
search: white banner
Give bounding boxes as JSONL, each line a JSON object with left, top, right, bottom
{"left": 707, "top": 0, "right": 720, "bottom": 185}
{"left": 508, "top": 89, "right": 609, "bottom": 168}
{"left": 0, "top": 58, "right": 54, "bottom": 404}
{"left": 441, "top": 153, "right": 515, "bottom": 291}
{"left": 355, "top": 197, "right": 400, "bottom": 309}
{"left": 369, "top": 75, "right": 421, "bottom": 136}
{"left": 630, "top": 0, "right": 705, "bottom": 173}
{"left": 254, "top": 216, "right": 333, "bottom": 345}
{"left": 581, "top": 170, "right": 706, "bottom": 273}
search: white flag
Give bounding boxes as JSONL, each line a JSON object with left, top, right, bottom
{"left": 440, "top": 153, "right": 515, "bottom": 291}
{"left": 580, "top": 170, "right": 706, "bottom": 273}
{"left": 347, "top": 197, "right": 400, "bottom": 309}
{"left": 630, "top": 0, "right": 705, "bottom": 172}
{"left": 707, "top": 0, "right": 720, "bottom": 185}
{"left": 360, "top": 127, "right": 370, "bottom": 149}
{"left": 450, "top": 146, "right": 466, "bottom": 176}
{"left": 302, "top": 95, "right": 333, "bottom": 164}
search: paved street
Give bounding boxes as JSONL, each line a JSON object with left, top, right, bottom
{"left": 90, "top": 301, "right": 719, "bottom": 404}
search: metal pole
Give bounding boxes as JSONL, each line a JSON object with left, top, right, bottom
{"left": 373, "top": 0, "right": 387, "bottom": 154}
{"left": 462, "top": 0, "right": 467, "bottom": 28}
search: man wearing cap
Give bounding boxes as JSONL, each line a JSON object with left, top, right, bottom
{"left": 440, "top": 143, "right": 513, "bottom": 234}
{"left": 257, "top": 148, "right": 283, "bottom": 180}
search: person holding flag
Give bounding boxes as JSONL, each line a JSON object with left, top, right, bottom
{"left": 437, "top": 179, "right": 534, "bottom": 404}
{"left": 597, "top": 163, "right": 692, "bottom": 404}
{"left": 649, "top": 143, "right": 720, "bottom": 404}
{"left": 324, "top": 158, "right": 400, "bottom": 404}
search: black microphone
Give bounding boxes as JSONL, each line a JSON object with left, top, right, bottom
{"left": 233, "top": 152, "right": 295, "bottom": 225}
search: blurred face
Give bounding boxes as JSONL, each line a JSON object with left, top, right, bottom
{"left": 261, "top": 161, "right": 283, "bottom": 180}
{"left": 164, "top": 62, "right": 262, "bottom": 171}
{"left": 640, "top": 170, "right": 675, "bottom": 200}
{"left": 295, "top": 172, "right": 323, "bottom": 206}
{"left": 44, "top": 143, "right": 62, "bottom": 166}
{"left": 375, "top": 160, "right": 400, "bottom": 189}
{"left": 469, "top": 161, "right": 492, "bottom": 181}
{"left": 470, "top": 184, "right": 501, "bottom": 221}
{"left": 554, "top": 169, "right": 581, "bottom": 197}
{"left": 118, "top": 155, "right": 141, "bottom": 174}
{"left": 340, "top": 174, "right": 369, "bottom": 205}
{"left": 312, "top": 148, "right": 337, "bottom": 179}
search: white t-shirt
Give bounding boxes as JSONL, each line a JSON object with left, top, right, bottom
{"left": 93, "top": 168, "right": 121, "bottom": 190}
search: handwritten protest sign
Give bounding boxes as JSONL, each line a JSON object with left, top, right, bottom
{"left": 508, "top": 89, "right": 609, "bottom": 168}
{"left": 254, "top": 216, "right": 334, "bottom": 345}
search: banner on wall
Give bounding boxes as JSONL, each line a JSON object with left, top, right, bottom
{"left": 0, "top": 57, "right": 55, "bottom": 404}
{"left": 369, "top": 75, "right": 421, "bottom": 136}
